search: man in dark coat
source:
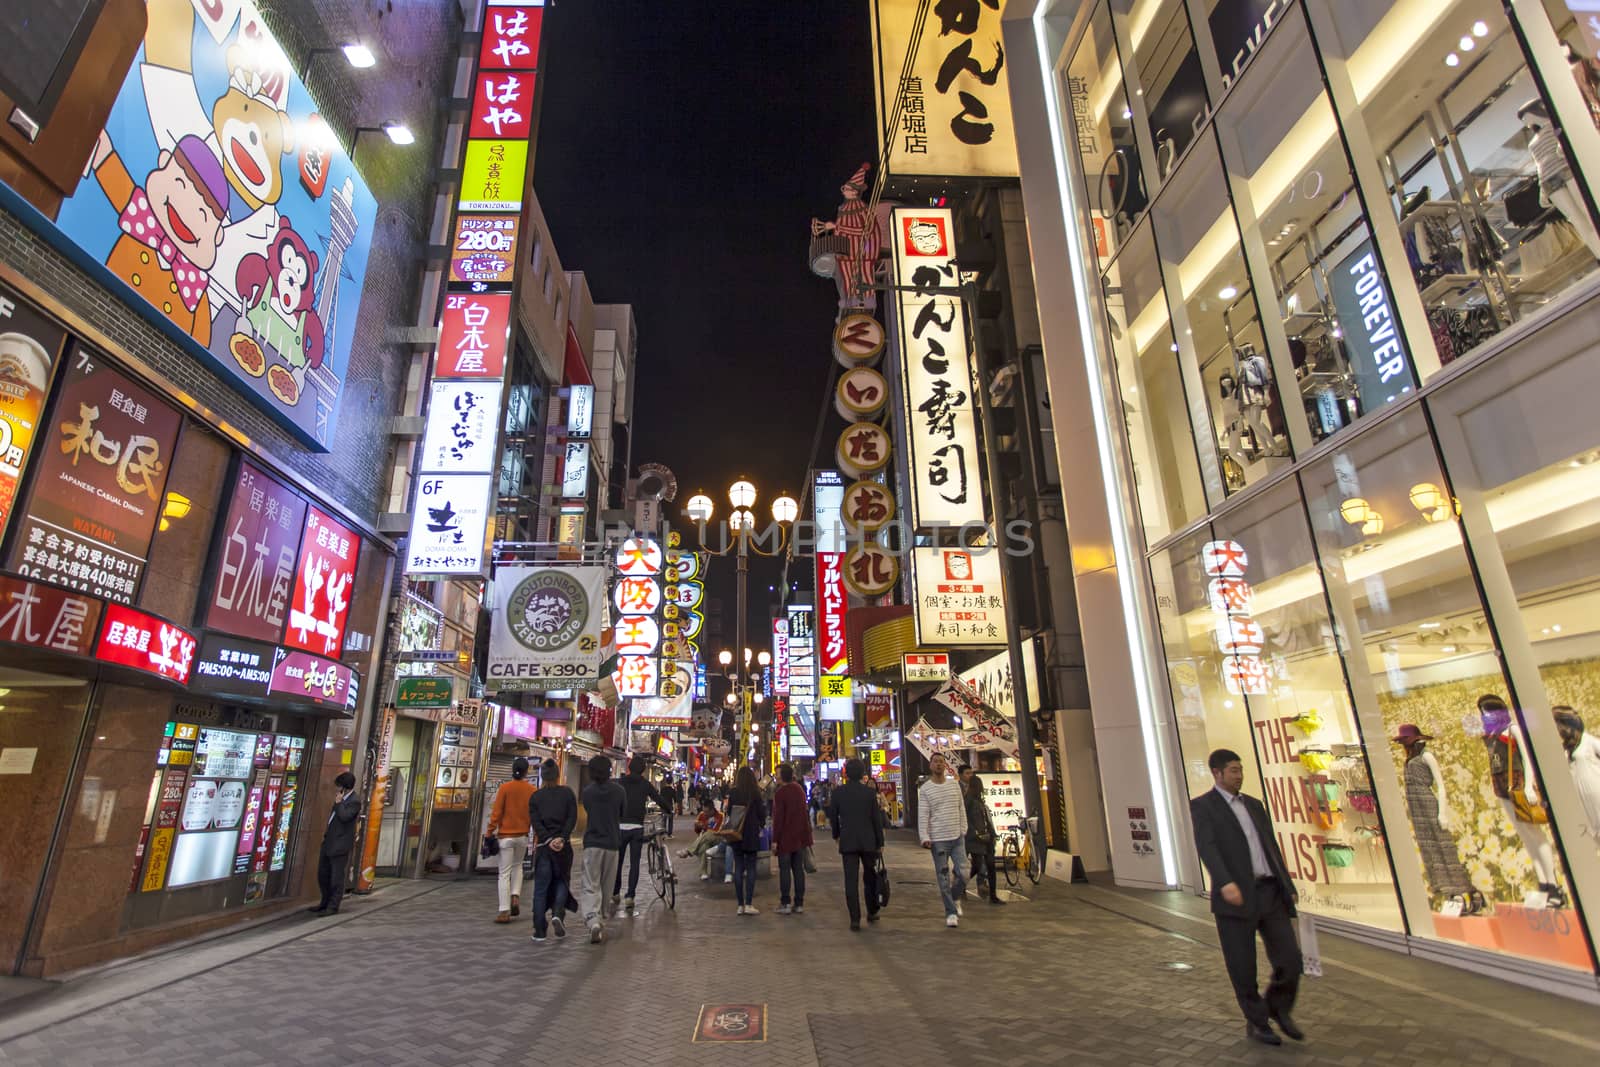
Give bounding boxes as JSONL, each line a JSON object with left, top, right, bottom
{"left": 309, "top": 771, "right": 360, "bottom": 915}
{"left": 528, "top": 758, "right": 578, "bottom": 942}
{"left": 1191, "top": 748, "right": 1304, "bottom": 1046}
{"left": 827, "top": 758, "right": 885, "bottom": 930}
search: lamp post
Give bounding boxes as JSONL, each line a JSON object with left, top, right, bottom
{"left": 687, "top": 480, "right": 796, "bottom": 771}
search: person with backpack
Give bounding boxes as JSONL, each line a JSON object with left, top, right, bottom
{"left": 827, "top": 758, "right": 884, "bottom": 930}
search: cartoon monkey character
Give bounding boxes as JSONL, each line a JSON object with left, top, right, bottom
{"left": 235, "top": 218, "right": 325, "bottom": 375}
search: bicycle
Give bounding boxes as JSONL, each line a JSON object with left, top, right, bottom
{"left": 998, "top": 813, "right": 1044, "bottom": 888}
{"left": 643, "top": 814, "right": 677, "bottom": 910}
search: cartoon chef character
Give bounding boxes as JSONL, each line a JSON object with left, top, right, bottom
{"left": 88, "top": 129, "right": 230, "bottom": 345}
{"left": 140, "top": 0, "right": 296, "bottom": 320}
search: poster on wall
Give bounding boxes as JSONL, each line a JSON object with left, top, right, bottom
{"left": 870, "top": 0, "right": 1019, "bottom": 179}
{"left": 284, "top": 506, "right": 359, "bottom": 657}
{"left": 50, "top": 0, "right": 379, "bottom": 451}
{"left": 488, "top": 565, "right": 606, "bottom": 691}
{"left": 0, "top": 284, "right": 67, "bottom": 542}
{"left": 205, "top": 459, "right": 307, "bottom": 642}
{"left": 8, "top": 351, "right": 182, "bottom": 602}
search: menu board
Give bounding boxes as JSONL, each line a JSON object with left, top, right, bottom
{"left": 432, "top": 723, "right": 478, "bottom": 810}
{"left": 269, "top": 776, "right": 298, "bottom": 872}
{"left": 284, "top": 506, "right": 359, "bottom": 658}
{"left": 7, "top": 350, "right": 182, "bottom": 602}
{"left": 179, "top": 777, "right": 247, "bottom": 831}
{"left": 194, "top": 728, "right": 255, "bottom": 779}
{"left": 0, "top": 283, "right": 66, "bottom": 542}
{"left": 205, "top": 460, "right": 308, "bottom": 641}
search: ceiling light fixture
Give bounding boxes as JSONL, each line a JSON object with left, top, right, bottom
{"left": 1445, "top": 52, "right": 1460, "bottom": 67}
{"left": 1460, "top": 36, "right": 1476, "bottom": 51}
{"left": 1472, "top": 20, "right": 1489, "bottom": 37}
{"left": 1218, "top": 285, "right": 1238, "bottom": 300}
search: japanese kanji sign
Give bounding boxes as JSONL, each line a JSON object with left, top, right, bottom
{"left": 469, "top": 71, "right": 535, "bottom": 140}
{"left": 448, "top": 215, "right": 520, "bottom": 290}
{"left": 459, "top": 139, "right": 529, "bottom": 212}
{"left": 95, "top": 603, "right": 197, "bottom": 685}
{"left": 843, "top": 542, "right": 899, "bottom": 597}
{"left": 891, "top": 207, "right": 984, "bottom": 526}
{"left": 1203, "top": 540, "right": 1270, "bottom": 696}
{"left": 436, "top": 293, "right": 511, "bottom": 377}
{"left": 8, "top": 351, "right": 182, "bottom": 603}
{"left": 0, "top": 571, "right": 102, "bottom": 656}
{"left": 835, "top": 366, "right": 889, "bottom": 419}
{"left": 420, "top": 381, "right": 504, "bottom": 473}
{"left": 284, "top": 506, "right": 359, "bottom": 659}
{"left": 817, "top": 552, "right": 848, "bottom": 674}
{"left": 836, "top": 422, "right": 891, "bottom": 478}
{"left": 871, "top": 0, "right": 1019, "bottom": 178}
{"left": 910, "top": 546, "right": 1008, "bottom": 647}
{"left": 206, "top": 460, "right": 308, "bottom": 643}
{"left": 404, "top": 473, "right": 493, "bottom": 575}
{"left": 479, "top": 2, "right": 544, "bottom": 72}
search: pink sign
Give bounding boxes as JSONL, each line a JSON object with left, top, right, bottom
{"left": 435, "top": 292, "right": 511, "bottom": 378}
{"left": 501, "top": 708, "right": 540, "bottom": 741}
{"left": 268, "top": 649, "right": 355, "bottom": 710}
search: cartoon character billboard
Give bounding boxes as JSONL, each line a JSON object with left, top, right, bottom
{"left": 53, "top": 0, "right": 377, "bottom": 451}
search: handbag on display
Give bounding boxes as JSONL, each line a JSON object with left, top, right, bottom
{"left": 1320, "top": 841, "right": 1356, "bottom": 869}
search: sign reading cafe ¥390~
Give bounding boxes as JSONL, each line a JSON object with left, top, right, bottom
{"left": 890, "top": 208, "right": 984, "bottom": 528}
{"left": 488, "top": 566, "right": 605, "bottom": 691}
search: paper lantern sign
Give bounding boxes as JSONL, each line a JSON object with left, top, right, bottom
{"left": 613, "top": 576, "right": 662, "bottom": 616}
{"left": 833, "top": 313, "right": 885, "bottom": 367}
{"left": 615, "top": 537, "right": 664, "bottom": 576}
{"left": 837, "top": 423, "right": 891, "bottom": 478}
{"left": 844, "top": 542, "right": 899, "bottom": 597}
{"left": 836, "top": 366, "right": 889, "bottom": 419}
{"left": 842, "top": 480, "right": 895, "bottom": 533}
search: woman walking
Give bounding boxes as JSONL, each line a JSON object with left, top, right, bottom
{"left": 960, "top": 766, "right": 1003, "bottom": 905}
{"left": 772, "top": 763, "right": 813, "bottom": 914}
{"left": 487, "top": 757, "right": 536, "bottom": 923}
{"left": 727, "top": 766, "right": 767, "bottom": 915}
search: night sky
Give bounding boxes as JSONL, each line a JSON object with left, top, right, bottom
{"left": 534, "top": 1, "right": 879, "bottom": 640}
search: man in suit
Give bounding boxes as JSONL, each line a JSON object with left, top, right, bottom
{"left": 827, "top": 758, "right": 886, "bottom": 931}
{"left": 309, "top": 771, "right": 361, "bottom": 916}
{"left": 1191, "top": 748, "right": 1304, "bottom": 1046}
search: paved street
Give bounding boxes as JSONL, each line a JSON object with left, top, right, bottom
{"left": 0, "top": 835, "right": 1596, "bottom": 1067}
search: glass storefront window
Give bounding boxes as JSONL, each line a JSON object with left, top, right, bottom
{"left": 1214, "top": 5, "right": 1418, "bottom": 446}
{"left": 1069, "top": 2, "right": 1148, "bottom": 267}
{"left": 1153, "top": 133, "right": 1291, "bottom": 494}
{"left": 1539, "top": 1, "right": 1600, "bottom": 135}
{"left": 1301, "top": 410, "right": 1594, "bottom": 970}
{"left": 1115, "top": 0, "right": 1209, "bottom": 184}
{"left": 1102, "top": 222, "right": 1208, "bottom": 541}
{"left": 1310, "top": 0, "right": 1600, "bottom": 368}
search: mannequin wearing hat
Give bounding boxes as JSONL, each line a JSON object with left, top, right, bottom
{"left": 1479, "top": 695, "right": 1564, "bottom": 908}
{"left": 1518, "top": 98, "right": 1600, "bottom": 260}
{"left": 1393, "top": 724, "right": 1479, "bottom": 914}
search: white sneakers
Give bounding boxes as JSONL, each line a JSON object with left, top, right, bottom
{"left": 724, "top": 873, "right": 733, "bottom": 883}
{"left": 793, "top": 905, "right": 804, "bottom": 914}
{"left": 946, "top": 914, "right": 960, "bottom": 928}
{"left": 776, "top": 904, "right": 792, "bottom": 915}
{"left": 955, "top": 900, "right": 964, "bottom": 917}
{"left": 737, "top": 904, "right": 760, "bottom": 915}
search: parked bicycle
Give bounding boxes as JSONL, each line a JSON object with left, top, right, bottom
{"left": 998, "top": 813, "right": 1043, "bottom": 888}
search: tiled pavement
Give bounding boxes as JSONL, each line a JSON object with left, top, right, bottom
{"left": 1, "top": 834, "right": 1597, "bottom": 1067}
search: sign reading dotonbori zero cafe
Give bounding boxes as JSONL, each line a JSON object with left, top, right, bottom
{"left": 890, "top": 208, "right": 983, "bottom": 527}
{"left": 489, "top": 565, "right": 605, "bottom": 691}
{"left": 405, "top": 0, "right": 544, "bottom": 577}
{"left": 870, "top": 0, "right": 1019, "bottom": 179}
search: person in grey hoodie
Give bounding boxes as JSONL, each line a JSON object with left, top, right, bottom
{"left": 578, "top": 756, "right": 626, "bottom": 944}
{"left": 918, "top": 752, "right": 968, "bottom": 927}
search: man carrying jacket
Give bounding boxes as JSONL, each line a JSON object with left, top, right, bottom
{"left": 309, "top": 771, "right": 360, "bottom": 915}
{"left": 613, "top": 754, "right": 664, "bottom": 916}
{"left": 1191, "top": 748, "right": 1305, "bottom": 1047}
{"left": 827, "top": 758, "right": 885, "bottom": 931}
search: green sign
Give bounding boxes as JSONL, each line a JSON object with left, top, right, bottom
{"left": 396, "top": 676, "right": 454, "bottom": 708}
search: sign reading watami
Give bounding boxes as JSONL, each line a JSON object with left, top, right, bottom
{"left": 489, "top": 565, "right": 605, "bottom": 691}
{"left": 871, "top": 0, "right": 1019, "bottom": 179}
{"left": 911, "top": 546, "right": 1007, "bottom": 646}
{"left": 891, "top": 208, "right": 983, "bottom": 527}
{"left": 407, "top": 0, "right": 541, "bottom": 577}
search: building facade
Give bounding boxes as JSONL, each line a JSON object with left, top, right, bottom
{"left": 1006, "top": 0, "right": 1600, "bottom": 997}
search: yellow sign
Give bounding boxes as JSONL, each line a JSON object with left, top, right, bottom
{"left": 459, "top": 139, "right": 529, "bottom": 211}
{"left": 870, "top": 748, "right": 886, "bottom": 766}
{"left": 141, "top": 828, "right": 174, "bottom": 892}
{"left": 820, "top": 674, "right": 853, "bottom": 699}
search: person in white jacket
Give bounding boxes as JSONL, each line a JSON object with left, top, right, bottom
{"left": 918, "top": 752, "right": 969, "bottom": 927}
{"left": 1555, "top": 707, "right": 1600, "bottom": 845}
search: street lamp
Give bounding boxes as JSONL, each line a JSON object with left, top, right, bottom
{"left": 688, "top": 477, "right": 799, "bottom": 771}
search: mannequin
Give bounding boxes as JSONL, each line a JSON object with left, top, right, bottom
{"left": 1479, "top": 695, "right": 1564, "bottom": 908}
{"left": 1517, "top": 99, "right": 1600, "bottom": 260}
{"left": 1393, "top": 724, "right": 1480, "bottom": 914}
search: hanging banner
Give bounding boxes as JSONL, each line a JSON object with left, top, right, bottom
{"left": 891, "top": 207, "right": 984, "bottom": 526}
{"left": 959, "top": 642, "right": 1041, "bottom": 721}
{"left": 488, "top": 565, "right": 605, "bottom": 691}
{"left": 870, "top": 0, "right": 1019, "bottom": 179}
{"left": 53, "top": 0, "right": 379, "bottom": 451}
{"left": 910, "top": 546, "right": 1008, "bottom": 647}
{"left": 931, "top": 676, "right": 1019, "bottom": 755}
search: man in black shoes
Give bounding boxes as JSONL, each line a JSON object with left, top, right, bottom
{"left": 309, "top": 771, "right": 360, "bottom": 915}
{"left": 827, "top": 758, "right": 885, "bottom": 931}
{"left": 1191, "top": 749, "right": 1305, "bottom": 1046}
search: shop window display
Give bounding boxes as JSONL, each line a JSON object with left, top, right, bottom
{"left": 1213, "top": 6, "right": 1418, "bottom": 446}
{"left": 1068, "top": 2, "right": 1147, "bottom": 268}
{"left": 1152, "top": 134, "right": 1291, "bottom": 493}
{"left": 1114, "top": 0, "right": 1209, "bottom": 184}
{"left": 1301, "top": 410, "right": 1593, "bottom": 970}
{"left": 1310, "top": 0, "right": 1600, "bottom": 367}
{"left": 1539, "top": 1, "right": 1600, "bottom": 133}
{"left": 1102, "top": 223, "right": 1209, "bottom": 541}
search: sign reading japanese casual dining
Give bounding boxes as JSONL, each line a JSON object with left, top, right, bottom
{"left": 0, "top": 284, "right": 67, "bottom": 543}
{"left": 488, "top": 565, "right": 606, "bottom": 691}
{"left": 910, "top": 546, "right": 1007, "bottom": 646}
{"left": 284, "top": 506, "right": 359, "bottom": 658}
{"left": 870, "top": 0, "right": 1019, "bottom": 179}
{"left": 51, "top": 0, "right": 378, "bottom": 451}
{"left": 891, "top": 207, "right": 983, "bottom": 527}
{"left": 434, "top": 293, "right": 511, "bottom": 378}
{"left": 9, "top": 351, "right": 181, "bottom": 602}
{"left": 0, "top": 571, "right": 103, "bottom": 656}
{"left": 206, "top": 460, "right": 307, "bottom": 642}
{"left": 95, "top": 603, "right": 197, "bottom": 684}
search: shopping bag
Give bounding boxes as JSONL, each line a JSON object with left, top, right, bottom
{"left": 802, "top": 845, "right": 817, "bottom": 874}
{"left": 1297, "top": 911, "right": 1322, "bottom": 977}
{"left": 875, "top": 853, "right": 891, "bottom": 909}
